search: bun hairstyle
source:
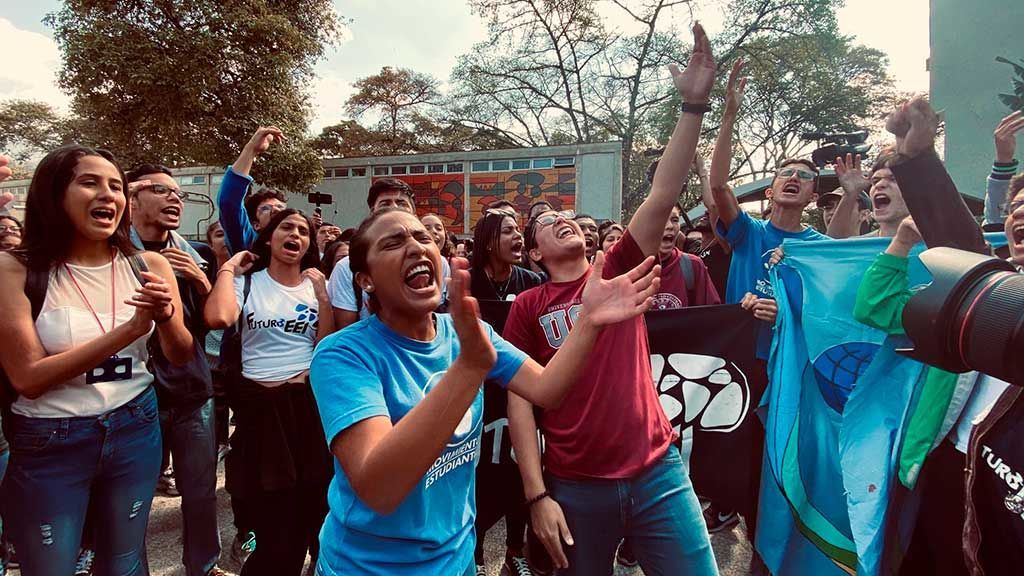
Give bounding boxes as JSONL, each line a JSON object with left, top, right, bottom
{"left": 249, "top": 208, "right": 321, "bottom": 273}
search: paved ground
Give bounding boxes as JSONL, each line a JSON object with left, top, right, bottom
{"left": 11, "top": 458, "right": 753, "bottom": 575}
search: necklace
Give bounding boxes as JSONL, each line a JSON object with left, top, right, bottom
{"left": 489, "top": 268, "right": 513, "bottom": 300}
{"left": 64, "top": 248, "right": 117, "bottom": 334}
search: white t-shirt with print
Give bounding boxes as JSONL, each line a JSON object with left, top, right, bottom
{"left": 234, "top": 270, "right": 319, "bottom": 383}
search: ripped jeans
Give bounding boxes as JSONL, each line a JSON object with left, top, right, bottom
{"left": 5, "top": 386, "right": 162, "bottom": 576}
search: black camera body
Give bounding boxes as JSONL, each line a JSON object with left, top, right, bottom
{"left": 900, "top": 247, "right": 1024, "bottom": 385}
{"left": 801, "top": 131, "right": 872, "bottom": 168}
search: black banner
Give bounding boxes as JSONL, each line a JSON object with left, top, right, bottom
{"left": 645, "top": 304, "right": 766, "bottom": 511}
{"left": 476, "top": 301, "right": 766, "bottom": 511}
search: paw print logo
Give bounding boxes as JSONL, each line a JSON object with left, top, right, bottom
{"left": 650, "top": 353, "right": 750, "bottom": 434}
{"left": 295, "top": 304, "right": 318, "bottom": 324}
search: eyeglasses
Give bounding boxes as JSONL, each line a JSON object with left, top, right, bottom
{"left": 144, "top": 184, "right": 189, "bottom": 201}
{"left": 257, "top": 204, "right": 285, "bottom": 215}
{"left": 0, "top": 225, "right": 21, "bottom": 234}
{"left": 776, "top": 167, "right": 817, "bottom": 181}
{"left": 1001, "top": 199, "right": 1024, "bottom": 217}
{"left": 532, "top": 210, "right": 576, "bottom": 228}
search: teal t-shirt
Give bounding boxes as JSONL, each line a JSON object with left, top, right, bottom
{"left": 717, "top": 211, "right": 827, "bottom": 357}
{"left": 310, "top": 313, "right": 527, "bottom": 576}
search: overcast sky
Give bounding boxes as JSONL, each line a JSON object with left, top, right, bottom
{"left": 0, "top": 0, "right": 929, "bottom": 134}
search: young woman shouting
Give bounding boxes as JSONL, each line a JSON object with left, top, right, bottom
{"left": 205, "top": 209, "right": 335, "bottom": 576}
{"left": 309, "top": 207, "right": 660, "bottom": 576}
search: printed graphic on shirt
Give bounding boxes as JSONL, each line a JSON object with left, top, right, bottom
{"left": 981, "top": 444, "right": 1024, "bottom": 518}
{"left": 754, "top": 248, "right": 777, "bottom": 298}
{"left": 246, "top": 303, "right": 319, "bottom": 335}
{"left": 422, "top": 370, "right": 482, "bottom": 489}
{"left": 650, "top": 353, "right": 749, "bottom": 434}
{"left": 538, "top": 303, "right": 583, "bottom": 349}
{"left": 651, "top": 293, "right": 683, "bottom": 311}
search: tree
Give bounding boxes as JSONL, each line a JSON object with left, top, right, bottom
{"left": 997, "top": 56, "right": 1024, "bottom": 112}
{"left": 46, "top": 0, "right": 344, "bottom": 192}
{"left": 0, "top": 100, "right": 70, "bottom": 163}
{"left": 344, "top": 67, "right": 440, "bottom": 155}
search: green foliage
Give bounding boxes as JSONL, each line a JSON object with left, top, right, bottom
{"left": 0, "top": 99, "right": 73, "bottom": 163}
{"left": 46, "top": 0, "right": 343, "bottom": 192}
{"left": 996, "top": 56, "right": 1024, "bottom": 112}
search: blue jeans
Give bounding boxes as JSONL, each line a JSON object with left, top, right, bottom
{"left": 6, "top": 386, "right": 162, "bottom": 576}
{"left": 547, "top": 444, "right": 718, "bottom": 576}
{"left": 160, "top": 398, "right": 220, "bottom": 576}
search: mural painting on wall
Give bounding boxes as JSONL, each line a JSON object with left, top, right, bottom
{"left": 377, "top": 167, "right": 577, "bottom": 235}
{"left": 374, "top": 174, "right": 466, "bottom": 233}
{"left": 468, "top": 168, "right": 576, "bottom": 232}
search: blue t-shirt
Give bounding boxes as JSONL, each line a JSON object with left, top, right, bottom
{"left": 310, "top": 313, "right": 528, "bottom": 576}
{"left": 717, "top": 211, "right": 828, "bottom": 357}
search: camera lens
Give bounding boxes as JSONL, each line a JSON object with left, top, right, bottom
{"left": 902, "top": 247, "right": 1024, "bottom": 384}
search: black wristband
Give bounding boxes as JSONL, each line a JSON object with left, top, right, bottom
{"left": 681, "top": 102, "right": 711, "bottom": 115}
{"left": 525, "top": 490, "right": 550, "bottom": 509}
{"left": 155, "top": 303, "right": 175, "bottom": 324}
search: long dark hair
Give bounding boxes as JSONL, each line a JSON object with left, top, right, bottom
{"left": 472, "top": 209, "right": 516, "bottom": 272}
{"left": 20, "top": 145, "right": 136, "bottom": 271}
{"left": 349, "top": 207, "right": 408, "bottom": 313}
{"left": 321, "top": 237, "right": 348, "bottom": 277}
{"left": 249, "top": 208, "right": 321, "bottom": 273}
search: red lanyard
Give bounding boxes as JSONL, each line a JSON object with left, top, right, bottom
{"left": 64, "top": 249, "right": 117, "bottom": 334}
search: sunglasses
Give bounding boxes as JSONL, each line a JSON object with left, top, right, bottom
{"left": 776, "top": 167, "right": 817, "bottom": 181}
{"left": 0, "top": 225, "right": 21, "bottom": 234}
{"left": 1001, "top": 199, "right": 1024, "bottom": 218}
{"left": 143, "top": 184, "right": 189, "bottom": 201}
{"left": 532, "top": 210, "right": 576, "bottom": 228}
{"left": 484, "top": 207, "right": 517, "bottom": 218}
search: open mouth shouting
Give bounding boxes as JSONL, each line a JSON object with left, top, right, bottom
{"left": 780, "top": 182, "right": 801, "bottom": 197}
{"left": 555, "top": 223, "right": 578, "bottom": 240}
{"left": 90, "top": 206, "right": 117, "bottom": 226}
{"left": 281, "top": 239, "right": 303, "bottom": 258}
{"left": 403, "top": 259, "right": 437, "bottom": 293}
{"left": 1011, "top": 222, "right": 1024, "bottom": 248}
{"left": 872, "top": 193, "right": 892, "bottom": 211}
{"left": 161, "top": 205, "right": 181, "bottom": 223}
{"left": 510, "top": 239, "right": 524, "bottom": 260}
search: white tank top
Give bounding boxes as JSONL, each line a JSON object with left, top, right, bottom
{"left": 12, "top": 252, "right": 155, "bottom": 418}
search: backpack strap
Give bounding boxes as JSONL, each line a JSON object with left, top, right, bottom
{"left": 236, "top": 273, "right": 252, "bottom": 334}
{"left": 126, "top": 252, "right": 150, "bottom": 285}
{"left": 26, "top": 266, "right": 50, "bottom": 321}
{"left": 678, "top": 253, "right": 696, "bottom": 305}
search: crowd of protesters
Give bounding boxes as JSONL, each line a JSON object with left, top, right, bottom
{"left": 0, "top": 21, "right": 1022, "bottom": 576}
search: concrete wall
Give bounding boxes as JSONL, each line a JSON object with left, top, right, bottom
{"left": 930, "top": 0, "right": 1024, "bottom": 200}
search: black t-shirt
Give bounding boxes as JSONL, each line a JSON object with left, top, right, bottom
{"left": 975, "top": 392, "right": 1024, "bottom": 575}
{"left": 697, "top": 241, "right": 731, "bottom": 301}
{"left": 469, "top": 265, "right": 544, "bottom": 306}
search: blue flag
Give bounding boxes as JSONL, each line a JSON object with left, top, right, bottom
{"left": 757, "top": 234, "right": 1007, "bottom": 576}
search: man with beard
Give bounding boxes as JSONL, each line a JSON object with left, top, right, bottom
{"left": 128, "top": 164, "right": 225, "bottom": 576}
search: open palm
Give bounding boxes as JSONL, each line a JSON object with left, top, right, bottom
{"left": 581, "top": 253, "right": 660, "bottom": 327}
{"left": 670, "top": 23, "right": 716, "bottom": 104}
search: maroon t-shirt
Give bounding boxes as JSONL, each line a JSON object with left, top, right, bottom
{"left": 651, "top": 247, "right": 721, "bottom": 310}
{"left": 503, "top": 231, "right": 674, "bottom": 480}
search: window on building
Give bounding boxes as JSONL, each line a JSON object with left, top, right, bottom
{"left": 491, "top": 160, "right": 510, "bottom": 171}
{"left": 373, "top": 166, "right": 388, "bottom": 176}
{"left": 176, "top": 175, "right": 207, "bottom": 186}
{"left": 554, "top": 157, "right": 575, "bottom": 167}
{"left": 351, "top": 167, "right": 367, "bottom": 177}
{"left": 471, "top": 161, "right": 490, "bottom": 172}
{"left": 446, "top": 163, "right": 463, "bottom": 173}
{"left": 410, "top": 165, "right": 425, "bottom": 174}
{"left": 428, "top": 164, "right": 444, "bottom": 173}
{"left": 512, "top": 159, "right": 531, "bottom": 170}
{"left": 391, "top": 166, "right": 407, "bottom": 175}
{"left": 324, "top": 169, "right": 333, "bottom": 179}
{"left": 532, "top": 158, "right": 553, "bottom": 169}
{"left": 335, "top": 168, "right": 349, "bottom": 178}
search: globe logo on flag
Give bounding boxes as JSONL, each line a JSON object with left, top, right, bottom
{"left": 811, "top": 342, "right": 881, "bottom": 414}
{"left": 651, "top": 353, "right": 750, "bottom": 433}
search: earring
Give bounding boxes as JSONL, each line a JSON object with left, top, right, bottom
{"left": 365, "top": 284, "right": 374, "bottom": 292}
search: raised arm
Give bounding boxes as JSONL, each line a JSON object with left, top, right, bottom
{"left": 827, "top": 153, "right": 871, "bottom": 238}
{"left": 628, "top": 23, "right": 716, "bottom": 255}
{"left": 218, "top": 127, "right": 283, "bottom": 253}
{"left": 985, "top": 111, "right": 1023, "bottom": 225}
{"left": 709, "top": 59, "right": 746, "bottom": 226}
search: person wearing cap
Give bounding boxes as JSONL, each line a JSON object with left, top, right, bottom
{"left": 817, "top": 187, "right": 873, "bottom": 235}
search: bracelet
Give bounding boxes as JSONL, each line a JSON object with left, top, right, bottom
{"left": 681, "top": 102, "right": 711, "bottom": 115}
{"left": 155, "top": 303, "right": 175, "bottom": 324}
{"left": 217, "top": 267, "right": 236, "bottom": 276}
{"left": 525, "top": 490, "right": 551, "bottom": 509}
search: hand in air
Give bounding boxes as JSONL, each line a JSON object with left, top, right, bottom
{"left": 246, "top": 126, "right": 285, "bottom": 156}
{"left": 448, "top": 257, "right": 497, "bottom": 373}
{"left": 994, "top": 111, "right": 1024, "bottom": 163}
{"left": 722, "top": 59, "right": 747, "bottom": 119}
{"left": 580, "top": 252, "right": 661, "bottom": 326}
{"left": 886, "top": 96, "right": 940, "bottom": 159}
{"left": 669, "top": 23, "right": 717, "bottom": 105}
{"left": 835, "top": 153, "right": 869, "bottom": 194}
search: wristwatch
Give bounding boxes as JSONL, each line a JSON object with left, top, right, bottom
{"left": 681, "top": 102, "right": 712, "bottom": 115}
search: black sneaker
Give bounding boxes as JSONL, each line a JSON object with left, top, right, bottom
{"left": 616, "top": 540, "right": 638, "bottom": 567}
{"left": 74, "top": 548, "right": 95, "bottom": 575}
{"left": 703, "top": 506, "right": 740, "bottom": 533}
{"left": 501, "top": 554, "right": 533, "bottom": 576}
